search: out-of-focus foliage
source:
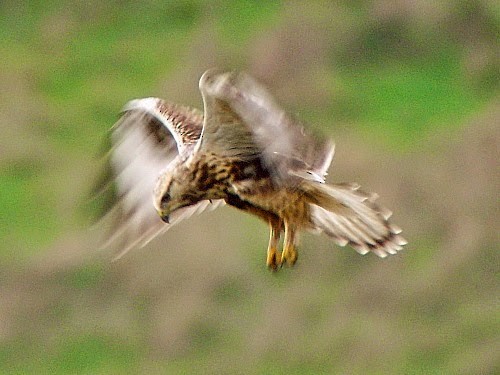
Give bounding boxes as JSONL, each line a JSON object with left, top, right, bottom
{"left": 0, "top": 1, "right": 498, "bottom": 374}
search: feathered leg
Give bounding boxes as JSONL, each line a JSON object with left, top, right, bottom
{"left": 266, "top": 219, "right": 282, "bottom": 271}
{"left": 281, "top": 220, "right": 298, "bottom": 266}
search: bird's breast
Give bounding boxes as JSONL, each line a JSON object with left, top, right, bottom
{"left": 232, "top": 180, "right": 311, "bottom": 227}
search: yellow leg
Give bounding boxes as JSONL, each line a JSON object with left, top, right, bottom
{"left": 281, "top": 220, "right": 298, "bottom": 267}
{"left": 266, "top": 220, "right": 282, "bottom": 271}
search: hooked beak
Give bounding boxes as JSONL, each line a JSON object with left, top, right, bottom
{"left": 160, "top": 213, "right": 170, "bottom": 224}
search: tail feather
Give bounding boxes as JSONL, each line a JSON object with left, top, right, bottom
{"left": 305, "top": 182, "right": 407, "bottom": 257}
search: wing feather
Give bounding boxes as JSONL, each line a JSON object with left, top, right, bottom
{"left": 93, "top": 101, "right": 224, "bottom": 259}
{"left": 197, "top": 69, "right": 334, "bottom": 185}
{"left": 123, "top": 98, "right": 203, "bottom": 151}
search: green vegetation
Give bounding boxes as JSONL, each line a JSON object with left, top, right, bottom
{"left": 0, "top": 1, "right": 498, "bottom": 373}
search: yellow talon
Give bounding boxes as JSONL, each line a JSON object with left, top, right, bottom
{"left": 281, "top": 220, "right": 298, "bottom": 267}
{"left": 267, "top": 247, "right": 281, "bottom": 271}
{"left": 281, "top": 244, "right": 298, "bottom": 266}
{"left": 266, "top": 220, "right": 283, "bottom": 271}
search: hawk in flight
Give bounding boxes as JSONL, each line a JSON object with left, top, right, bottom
{"left": 94, "top": 69, "right": 406, "bottom": 270}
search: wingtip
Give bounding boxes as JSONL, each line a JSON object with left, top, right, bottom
{"left": 199, "top": 68, "right": 226, "bottom": 91}
{"left": 122, "top": 97, "right": 161, "bottom": 113}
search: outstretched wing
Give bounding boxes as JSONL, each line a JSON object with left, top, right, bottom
{"left": 197, "top": 69, "right": 334, "bottom": 185}
{"left": 92, "top": 99, "right": 224, "bottom": 260}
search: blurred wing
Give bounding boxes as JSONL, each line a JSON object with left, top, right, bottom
{"left": 92, "top": 100, "right": 224, "bottom": 260}
{"left": 197, "top": 69, "right": 335, "bottom": 185}
{"left": 124, "top": 97, "right": 203, "bottom": 150}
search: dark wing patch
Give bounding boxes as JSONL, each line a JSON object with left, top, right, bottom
{"left": 123, "top": 98, "right": 203, "bottom": 151}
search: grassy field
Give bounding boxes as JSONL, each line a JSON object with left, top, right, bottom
{"left": 0, "top": 1, "right": 498, "bottom": 374}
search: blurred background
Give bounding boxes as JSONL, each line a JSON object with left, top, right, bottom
{"left": 0, "top": 0, "right": 498, "bottom": 374}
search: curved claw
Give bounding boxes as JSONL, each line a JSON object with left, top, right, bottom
{"left": 281, "top": 244, "right": 298, "bottom": 267}
{"left": 266, "top": 247, "right": 282, "bottom": 272}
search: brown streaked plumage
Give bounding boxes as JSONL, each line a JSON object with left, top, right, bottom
{"left": 94, "top": 69, "right": 406, "bottom": 269}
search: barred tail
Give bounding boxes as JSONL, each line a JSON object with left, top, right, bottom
{"left": 304, "top": 182, "right": 407, "bottom": 257}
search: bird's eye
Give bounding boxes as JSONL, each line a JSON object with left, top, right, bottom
{"left": 160, "top": 193, "right": 171, "bottom": 207}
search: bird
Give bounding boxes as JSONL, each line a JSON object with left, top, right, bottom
{"left": 93, "top": 69, "right": 407, "bottom": 270}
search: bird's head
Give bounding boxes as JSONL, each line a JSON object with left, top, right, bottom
{"left": 153, "top": 164, "right": 198, "bottom": 224}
